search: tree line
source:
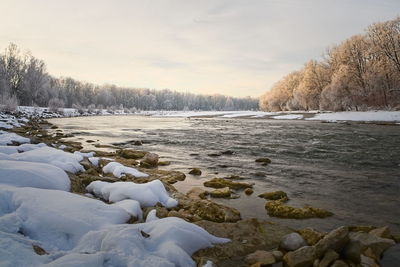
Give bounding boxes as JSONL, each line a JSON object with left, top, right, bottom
{"left": 0, "top": 44, "right": 258, "bottom": 112}
{"left": 260, "top": 17, "right": 400, "bottom": 111}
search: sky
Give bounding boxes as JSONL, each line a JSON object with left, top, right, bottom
{"left": 0, "top": 0, "right": 399, "bottom": 97}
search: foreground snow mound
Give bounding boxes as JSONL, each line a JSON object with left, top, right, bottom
{"left": 103, "top": 161, "right": 149, "bottom": 178}
{"left": 0, "top": 186, "right": 131, "bottom": 251}
{"left": 10, "top": 146, "right": 84, "bottom": 173}
{"left": 46, "top": 217, "right": 230, "bottom": 267}
{"left": 86, "top": 180, "right": 178, "bottom": 208}
{"left": 0, "top": 143, "right": 47, "bottom": 155}
{"left": 0, "top": 160, "right": 70, "bottom": 191}
{"left": 0, "top": 131, "right": 30, "bottom": 145}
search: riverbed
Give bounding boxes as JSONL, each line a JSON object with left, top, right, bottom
{"left": 50, "top": 115, "right": 400, "bottom": 232}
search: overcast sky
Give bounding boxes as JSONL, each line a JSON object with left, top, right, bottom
{"left": 0, "top": 0, "right": 399, "bottom": 97}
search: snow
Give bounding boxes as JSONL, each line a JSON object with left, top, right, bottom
{"left": 73, "top": 151, "right": 95, "bottom": 159}
{"left": 88, "top": 156, "right": 100, "bottom": 167}
{"left": 0, "top": 160, "right": 70, "bottom": 191}
{"left": 0, "top": 114, "right": 23, "bottom": 129}
{"left": 112, "top": 199, "right": 143, "bottom": 220}
{"left": 102, "top": 161, "right": 148, "bottom": 178}
{"left": 272, "top": 114, "right": 304, "bottom": 120}
{"left": 306, "top": 111, "right": 400, "bottom": 122}
{"left": 86, "top": 180, "right": 178, "bottom": 208}
{"left": 0, "top": 131, "right": 30, "bottom": 145}
{"left": 10, "top": 146, "right": 84, "bottom": 173}
{"left": 146, "top": 209, "right": 159, "bottom": 222}
{"left": 16, "top": 143, "right": 47, "bottom": 152}
{"left": 0, "top": 146, "right": 18, "bottom": 154}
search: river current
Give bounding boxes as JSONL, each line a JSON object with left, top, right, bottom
{"left": 50, "top": 115, "right": 400, "bottom": 232}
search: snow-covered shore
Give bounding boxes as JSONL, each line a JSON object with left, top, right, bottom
{"left": 0, "top": 112, "right": 229, "bottom": 266}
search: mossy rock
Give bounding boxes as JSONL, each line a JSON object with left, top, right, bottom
{"left": 210, "top": 187, "right": 231, "bottom": 198}
{"left": 244, "top": 188, "right": 254, "bottom": 195}
{"left": 118, "top": 149, "right": 147, "bottom": 159}
{"left": 187, "top": 200, "right": 241, "bottom": 223}
{"left": 158, "top": 161, "right": 171, "bottom": 166}
{"left": 255, "top": 158, "right": 271, "bottom": 164}
{"left": 265, "top": 200, "right": 333, "bottom": 219}
{"left": 204, "top": 178, "right": 252, "bottom": 190}
{"left": 348, "top": 225, "right": 377, "bottom": 233}
{"left": 258, "top": 190, "right": 288, "bottom": 200}
{"left": 189, "top": 168, "right": 202, "bottom": 175}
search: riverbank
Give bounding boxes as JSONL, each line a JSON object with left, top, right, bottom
{"left": 0, "top": 111, "right": 399, "bottom": 266}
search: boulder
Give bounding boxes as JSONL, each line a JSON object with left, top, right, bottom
{"left": 189, "top": 168, "right": 202, "bottom": 175}
{"left": 330, "top": 260, "right": 349, "bottom": 267}
{"left": 244, "top": 188, "right": 254, "bottom": 195}
{"left": 140, "top": 152, "right": 159, "bottom": 167}
{"left": 315, "top": 226, "right": 349, "bottom": 258}
{"left": 118, "top": 149, "right": 147, "bottom": 159}
{"left": 265, "top": 201, "right": 333, "bottom": 219}
{"left": 210, "top": 187, "right": 231, "bottom": 198}
{"left": 360, "top": 255, "right": 379, "bottom": 267}
{"left": 298, "top": 228, "right": 324, "bottom": 246}
{"left": 342, "top": 240, "right": 362, "bottom": 263}
{"left": 245, "top": 250, "right": 276, "bottom": 265}
{"left": 369, "top": 226, "right": 391, "bottom": 239}
{"left": 283, "top": 246, "right": 316, "bottom": 267}
{"left": 186, "top": 188, "right": 208, "bottom": 200}
{"left": 280, "top": 233, "right": 307, "bottom": 251}
{"left": 258, "top": 190, "right": 288, "bottom": 200}
{"left": 349, "top": 232, "right": 395, "bottom": 258}
{"left": 319, "top": 249, "right": 339, "bottom": 267}
{"left": 203, "top": 178, "right": 252, "bottom": 190}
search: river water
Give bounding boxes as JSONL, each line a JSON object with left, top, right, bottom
{"left": 50, "top": 115, "right": 400, "bottom": 232}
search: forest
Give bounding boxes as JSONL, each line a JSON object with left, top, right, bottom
{"left": 0, "top": 44, "right": 258, "bottom": 112}
{"left": 259, "top": 17, "right": 400, "bottom": 111}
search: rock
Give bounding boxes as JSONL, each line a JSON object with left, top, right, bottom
{"left": 224, "top": 175, "right": 243, "bottom": 180}
{"left": 50, "top": 125, "right": 58, "bottom": 129}
{"left": 272, "top": 250, "right": 283, "bottom": 262}
{"left": 158, "top": 161, "right": 171, "bottom": 166}
{"left": 283, "top": 246, "right": 316, "bottom": 267}
{"left": 343, "top": 240, "right": 362, "bottom": 263}
{"left": 255, "top": 158, "right": 271, "bottom": 164}
{"left": 245, "top": 250, "right": 276, "bottom": 265}
{"left": 360, "top": 255, "right": 379, "bottom": 267}
{"left": 254, "top": 172, "right": 266, "bottom": 177}
{"left": 349, "top": 232, "right": 395, "bottom": 259}
{"left": 210, "top": 187, "right": 231, "bottom": 198}
{"left": 315, "top": 226, "right": 349, "bottom": 258}
{"left": 189, "top": 168, "right": 202, "bottom": 175}
{"left": 118, "top": 149, "right": 147, "bottom": 159}
{"left": 369, "top": 226, "right": 391, "bottom": 239}
{"left": 379, "top": 244, "right": 400, "bottom": 266}
{"left": 312, "top": 259, "right": 319, "bottom": 267}
{"left": 145, "top": 169, "right": 186, "bottom": 184}
{"left": 221, "top": 150, "right": 234, "bottom": 155}
{"left": 208, "top": 153, "right": 222, "bottom": 157}
{"left": 258, "top": 191, "right": 288, "bottom": 200}
{"left": 280, "top": 233, "right": 307, "bottom": 251}
{"left": 298, "top": 228, "right": 324, "bottom": 246}
{"left": 319, "top": 249, "right": 339, "bottom": 267}
{"left": 244, "top": 188, "right": 254, "bottom": 195}
{"left": 32, "top": 244, "right": 47, "bottom": 255}
{"left": 186, "top": 188, "right": 209, "bottom": 200}
{"left": 349, "top": 225, "right": 376, "bottom": 233}
{"left": 86, "top": 139, "right": 95, "bottom": 143}
{"left": 265, "top": 200, "right": 333, "bottom": 219}
{"left": 133, "top": 140, "right": 142, "bottom": 146}
{"left": 203, "top": 178, "right": 252, "bottom": 190}
{"left": 330, "top": 260, "right": 349, "bottom": 267}
{"left": 140, "top": 152, "right": 159, "bottom": 167}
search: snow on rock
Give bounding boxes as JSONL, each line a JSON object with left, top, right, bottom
{"left": 86, "top": 180, "right": 178, "bottom": 208}
{"left": 102, "top": 161, "right": 148, "bottom": 178}
{"left": 0, "top": 114, "right": 23, "bottom": 129}
{"left": 0, "top": 131, "right": 30, "bottom": 145}
{"left": 0, "top": 160, "right": 70, "bottom": 191}
{"left": 48, "top": 217, "right": 229, "bottom": 267}
{"left": 272, "top": 114, "right": 304, "bottom": 120}
{"left": 88, "top": 157, "right": 99, "bottom": 167}
{"left": 10, "top": 146, "right": 84, "bottom": 173}
{"left": 306, "top": 111, "right": 400, "bottom": 122}
{"left": 0, "top": 186, "right": 131, "bottom": 251}
{"left": 146, "top": 209, "right": 159, "bottom": 222}
{"left": 73, "top": 151, "right": 95, "bottom": 160}
{"left": 112, "top": 199, "right": 143, "bottom": 220}
{"left": 0, "top": 143, "right": 47, "bottom": 155}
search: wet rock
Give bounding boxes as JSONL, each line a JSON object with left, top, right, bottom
{"left": 343, "top": 240, "right": 362, "bottom": 263}
{"left": 186, "top": 199, "right": 241, "bottom": 223}
{"left": 50, "top": 125, "right": 58, "bottom": 129}
{"left": 208, "top": 153, "right": 222, "bottom": 157}
{"left": 118, "top": 149, "right": 147, "bottom": 159}
{"left": 145, "top": 169, "right": 186, "bottom": 184}
{"left": 245, "top": 250, "right": 276, "bottom": 265}
{"left": 224, "top": 175, "right": 243, "bottom": 180}
{"left": 255, "top": 158, "right": 271, "bottom": 164}
{"left": 298, "top": 228, "right": 325, "bottom": 246}
{"left": 319, "top": 249, "right": 339, "bottom": 267}
{"left": 348, "top": 231, "right": 395, "bottom": 258}
{"left": 280, "top": 233, "right": 307, "bottom": 251}
{"left": 221, "top": 150, "right": 234, "bottom": 155}
{"left": 258, "top": 191, "right": 288, "bottom": 200}
{"left": 203, "top": 178, "right": 252, "bottom": 190}
{"left": 140, "top": 152, "right": 159, "bottom": 167}
{"left": 265, "top": 200, "right": 333, "bottom": 219}
{"left": 315, "top": 226, "right": 349, "bottom": 258}
{"left": 158, "top": 161, "right": 171, "bottom": 166}
{"left": 244, "top": 188, "right": 254, "bottom": 195}
{"left": 189, "top": 168, "right": 202, "bottom": 175}
{"left": 210, "top": 187, "right": 231, "bottom": 198}
{"left": 272, "top": 250, "right": 283, "bottom": 262}
{"left": 348, "top": 225, "right": 377, "bottom": 233}
{"left": 379, "top": 244, "right": 400, "bottom": 266}
{"left": 330, "top": 260, "right": 349, "bottom": 267}
{"left": 133, "top": 140, "right": 143, "bottom": 146}
{"left": 369, "top": 226, "right": 391, "bottom": 239}
{"left": 360, "top": 255, "right": 379, "bottom": 267}
{"left": 186, "top": 188, "right": 209, "bottom": 200}
{"left": 86, "top": 139, "right": 96, "bottom": 143}
{"left": 283, "top": 246, "right": 316, "bottom": 267}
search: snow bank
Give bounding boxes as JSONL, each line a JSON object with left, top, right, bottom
{"left": 48, "top": 217, "right": 229, "bottom": 267}
{"left": 272, "top": 114, "right": 304, "bottom": 120}
{"left": 307, "top": 111, "right": 400, "bottom": 122}
{"left": 86, "top": 180, "right": 178, "bottom": 208}
{"left": 0, "top": 131, "right": 30, "bottom": 145}
{"left": 112, "top": 199, "right": 143, "bottom": 220}
{"left": 0, "top": 143, "right": 47, "bottom": 155}
{"left": 102, "top": 161, "right": 148, "bottom": 178}
{"left": 0, "top": 186, "right": 131, "bottom": 251}
{"left": 0, "top": 114, "right": 23, "bottom": 129}
{"left": 0, "top": 160, "right": 70, "bottom": 190}
{"left": 10, "top": 146, "right": 84, "bottom": 173}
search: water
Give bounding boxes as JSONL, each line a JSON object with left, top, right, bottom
{"left": 50, "top": 115, "right": 400, "bottom": 232}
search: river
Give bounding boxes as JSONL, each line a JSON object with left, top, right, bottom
{"left": 50, "top": 115, "right": 400, "bottom": 232}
